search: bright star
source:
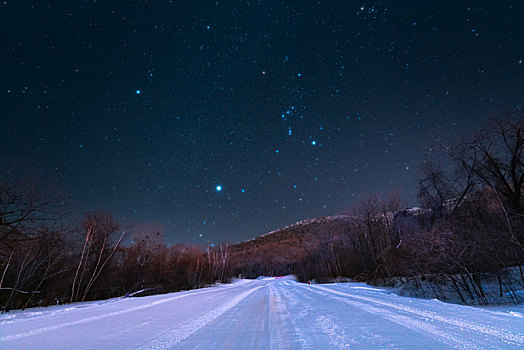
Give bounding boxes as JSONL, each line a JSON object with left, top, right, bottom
{"left": 136, "top": 90, "right": 141, "bottom": 94}
{"left": 311, "top": 140, "right": 317, "bottom": 145}
{"left": 216, "top": 185, "right": 222, "bottom": 191}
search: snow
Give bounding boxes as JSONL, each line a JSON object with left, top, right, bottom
{"left": 376, "top": 266, "right": 524, "bottom": 305}
{"left": 1, "top": 277, "right": 523, "bottom": 349}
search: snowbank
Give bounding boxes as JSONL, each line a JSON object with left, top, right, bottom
{"left": 374, "top": 266, "right": 524, "bottom": 306}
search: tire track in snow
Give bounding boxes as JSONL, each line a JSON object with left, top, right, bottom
{"left": 311, "top": 285, "right": 524, "bottom": 347}
{"left": 137, "top": 286, "right": 262, "bottom": 350}
{"left": 279, "top": 282, "right": 390, "bottom": 349}
{"left": 316, "top": 316, "right": 356, "bottom": 349}
{"left": 0, "top": 285, "right": 237, "bottom": 342}
{"left": 275, "top": 282, "right": 316, "bottom": 343}
{"left": 269, "top": 284, "right": 308, "bottom": 350}
{"left": 305, "top": 285, "right": 481, "bottom": 350}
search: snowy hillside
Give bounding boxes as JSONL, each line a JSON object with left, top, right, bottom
{"left": 1, "top": 276, "right": 523, "bottom": 349}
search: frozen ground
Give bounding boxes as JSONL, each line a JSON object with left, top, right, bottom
{"left": 1, "top": 276, "right": 523, "bottom": 349}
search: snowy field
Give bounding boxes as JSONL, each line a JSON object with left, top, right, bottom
{"left": 1, "top": 276, "right": 523, "bottom": 349}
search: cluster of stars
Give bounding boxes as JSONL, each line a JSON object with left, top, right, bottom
{"left": 2, "top": 1, "right": 522, "bottom": 244}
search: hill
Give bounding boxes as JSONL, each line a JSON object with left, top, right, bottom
{"left": 229, "top": 215, "right": 355, "bottom": 279}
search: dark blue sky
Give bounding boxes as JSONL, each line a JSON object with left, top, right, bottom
{"left": 2, "top": 1, "right": 523, "bottom": 244}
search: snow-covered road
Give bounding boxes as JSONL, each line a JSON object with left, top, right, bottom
{"left": 1, "top": 276, "right": 523, "bottom": 349}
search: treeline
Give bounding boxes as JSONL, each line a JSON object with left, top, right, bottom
{"left": 0, "top": 183, "right": 232, "bottom": 310}
{"left": 1, "top": 112, "right": 522, "bottom": 310}
{"left": 227, "top": 113, "right": 524, "bottom": 303}
{"left": 300, "top": 113, "right": 524, "bottom": 303}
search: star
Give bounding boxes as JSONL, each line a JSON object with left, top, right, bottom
{"left": 4, "top": 0, "right": 521, "bottom": 247}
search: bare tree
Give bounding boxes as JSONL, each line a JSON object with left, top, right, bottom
{"left": 0, "top": 166, "right": 68, "bottom": 310}
{"left": 70, "top": 212, "right": 125, "bottom": 303}
{"left": 218, "top": 242, "right": 230, "bottom": 281}
{"left": 0, "top": 166, "right": 63, "bottom": 251}
{"left": 428, "top": 112, "right": 524, "bottom": 251}
{"left": 447, "top": 114, "right": 523, "bottom": 214}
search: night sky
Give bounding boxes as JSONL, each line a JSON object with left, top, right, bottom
{"left": 2, "top": 1, "right": 523, "bottom": 244}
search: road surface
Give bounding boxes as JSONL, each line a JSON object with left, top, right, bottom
{"left": 1, "top": 276, "right": 523, "bottom": 349}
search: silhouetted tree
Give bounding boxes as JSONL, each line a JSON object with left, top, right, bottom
{"left": 70, "top": 212, "right": 125, "bottom": 302}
